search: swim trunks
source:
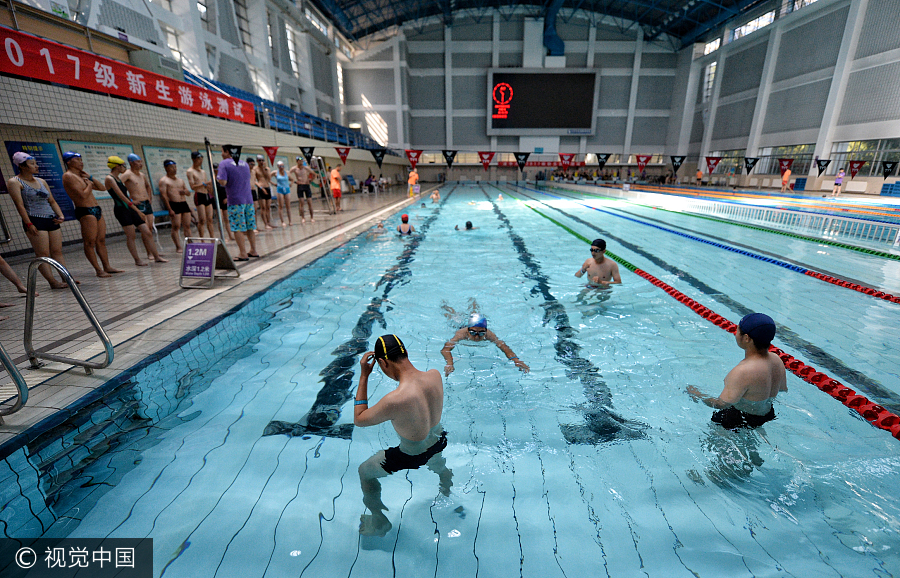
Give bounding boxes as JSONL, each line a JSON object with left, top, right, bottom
{"left": 24, "top": 216, "right": 60, "bottom": 233}
{"left": 170, "top": 201, "right": 191, "bottom": 214}
{"left": 75, "top": 206, "right": 102, "bottom": 220}
{"left": 227, "top": 203, "right": 256, "bottom": 232}
{"left": 711, "top": 406, "right": 775, "bottom": 430}
{"left": 135, "top": 200, "right": 153, "bottom": 215}
{"left": 258, "top": 186, "right": 272, "bottom": 200}
{"left": 113, "top": 205, "right": 144, "bottom": 228}
{"left": 296, "top": 184, "right": 312, "bottom": 199}
{"left": 381, "top": 431, "right": 448, "bottom": 474}
{"left": 194, "top": 192, "right": 212, "bottom": 206}
{"left": 332, "top": 188, "right": 342, "bottom": 199}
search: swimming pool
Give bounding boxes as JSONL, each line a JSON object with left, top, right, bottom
{"left": 2, "top": 184, "right": 898, "bottom": 577}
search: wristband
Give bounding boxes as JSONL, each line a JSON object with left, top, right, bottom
{"left": 355, "top": 399, "right": 368, "bottom": 406}
{"left": 24, "top": 222, "right": 32, "bottom": 227}
{"left": 509, "top": 356, "right": 518, "bottom": 361}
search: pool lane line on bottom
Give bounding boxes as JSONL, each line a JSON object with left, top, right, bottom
{"left": 542, "top": 183, "right": 900, "bottom": 262}
{"left": 497, "top": 186, "right": 900, "bottom": 441}
{"left": 518, "top": 183, "right": 900, "bottom": 305}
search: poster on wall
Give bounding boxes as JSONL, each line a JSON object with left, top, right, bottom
{"left": 58, "top": 141, "right": 134, "bottom": 200}
{"left": 4, "top": 141, "right": 76, "bottom": 220}
{"left": 142, "top": 146, "right": 211, "bottom": 196}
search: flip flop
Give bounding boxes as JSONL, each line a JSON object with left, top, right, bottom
{"left": 248, "top": 253, "right": 261, "bottom": 258}
{"left": 233, "top": 257, "right": 249, "bottom": 262}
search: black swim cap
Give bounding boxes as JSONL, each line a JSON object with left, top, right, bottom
{"left": 374, "top": 334, "right": 407, "bottom": 361}
{"left": 591, "top": 239, "right": 606, "bottom": 251}
{"left": 739, "top": 313, "right": 776, "bottom": 346}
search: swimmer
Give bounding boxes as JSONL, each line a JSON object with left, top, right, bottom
{"left": 430, "top": 190, "right": 440, "bottom": 203}
{"left": 356, "top": 335, "right": 452, "bottom": 537}
{"left": 687, "top": 313, "right": 787, "bottom": 429}
{"left": 498, "top": 194, "right": 503, "bottom": 201}
{"left": 441, "top": 313, "right": 529, "bottom": 375}
{"left": 454, "top": 221, "right": 476, "bottom": 231}
{"left": 575, "top": 239, "right": 621, "bottom": 286}
{"left": 397, "top": 214, "right": 415, "bottom": 235}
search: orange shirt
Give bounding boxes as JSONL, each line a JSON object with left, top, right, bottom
{"left": 782, "top": 169, "right": 791, "bottom": 182}
{"left": 408, "top": 172, "right": 419, "bottom": 186}
{"left": 330, "top": 169, "right": 341, "bottom": 190}
{"left": 696, "top": 170, "right": 703, "bottom": 179}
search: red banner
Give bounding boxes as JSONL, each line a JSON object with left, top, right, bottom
{"left": 636, "top": 154, "right": 652, "bottom": 172}
{"left": 478, "top": 151, "right": 495, "bottom": 171}
{"left": 559, "top": 153, "right": 576, "bottom": 170}
{"left": 849, "top": 160, "right": 866, "bottom": 179}
{"left": 497, "top": 161, "right": 587, "bottom": 167}
{"left": 0, "top": 26, "right": 254, "bottom": 124}
{"left": 405, "top": 149, "right": 423, "bottom": 169}
{"left": 778, "top": 158, "right": 794, "bottom": 175}
{"left": 705, "top": 157, "right": 723, "bottom": 174}
{"left": 262, "top": 146, "right": 278, "bottom": 165}
{"left": 335, "top": 147, "right": 350, "bottom": 164}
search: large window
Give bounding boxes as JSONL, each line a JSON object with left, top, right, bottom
{"left": 234, "top": 0, "right": 252, "bottom": 53}
{"left": 733, "top": 11, "right": 775, "bottom": 41}
{"left": 708, "top": 150, "right": 745, "bottom": 174}
{"left": 828, "top": 139, "right": 900, "bottom": 177}
{"left": 163, "top": 26, "right": 182, "bottom": 63}
{"left": 337, "top": 62, "right": 344, "bottom": 105}
{"left": 704, "top": 38, "right": 720, "bottom": 55}
{"left": 305, "top": 8, "right": 328, "bottom": 37}
{"left": 267, "top": 12, "right": 278, "bottom": 67}
{"left": 286, "top": 26, "right": 299, "bottom": 76}
{"left": 198, "top": 0, "right": 215, "bottom": 34}
{"left": 756, "top": 144, "right": 815, "bottom": 175}
{"left": 703, "top": 62, "right": 716, "bottom": 102}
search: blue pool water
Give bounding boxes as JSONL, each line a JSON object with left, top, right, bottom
{"left": 2, "top": 184, "right": 899, "bottom": 577}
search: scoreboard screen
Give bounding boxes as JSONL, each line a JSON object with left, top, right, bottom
{"left": 487, "top": 69, "right": 599, "bottom": 136}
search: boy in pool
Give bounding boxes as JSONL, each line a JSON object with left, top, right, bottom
{"left": 355, "top": 335, "right": 452, "bottom": 537}
{"left": 687, "top": 313, "right": 787, "bottom": 429}
{"left": 576, "top": 238, "right": 621, "bottom": 286}
{"left": 441, "top": 313, "right": 529, "bottom": 375}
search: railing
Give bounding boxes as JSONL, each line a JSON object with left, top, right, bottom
{"left": 24, "top": 258, "right": 114, "bottom": 375}
{"left": 0, "top": 340, "right": 28, "bottom": 423}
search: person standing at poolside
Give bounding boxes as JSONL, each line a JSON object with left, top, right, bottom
{"left": 441, "top": 313, "right": 529, "bottom": 376}
{"left": 274, "top": 161, "right": 293, "bottom": 226}
{"left": 187, "top": 151, "right": 215, "bottom": 238}
{"left": 290, "top": 157, "right": 316, "bottom": 223}
{"left": 355, "top": 335, "right": 452, "bottom": 537}
{"left": 780, "top": 167, "right": 792, "bottom": 194}
{"left": 61, "top": 152, "right": 123, "bottom": 278}
{"left": 687, "top": 313, "right": 787, "bottom": 429}
{"left": 217, "top": 145, "right": 260, "bottom": 261}
{"left": 105, "top": 156, "right": 166, "bottom": 266}
{"left": 408, "top": 168, "right": 419, "bottom": 197}
{"left": 575, "top": 239, "right": 622, "bottom": 287}
{"left": 695, "top": 169, "right": 703, "bottom": 186}
{"left": 120, "top": 153, "right": 159, "bottom": 259}
{"left": 6, "top": 151, "right": 68, "bottom": 290}
{"left": 832, "top": 168, "right": 845, "bottom": 198}
{"left": 158, "top": 160, "right": 193, "bottom": 253}
{"left": 329, "top": 164, "right": 343, "bottom": 212}
{"left": 251, "top": 156, "right": 274, "bottom": 230}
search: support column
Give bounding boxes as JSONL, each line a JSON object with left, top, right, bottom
{"left": 699, "top": 49, "right": 726, "bottom": 173}
{"left": 622, "top": 28, "right": 643, "bottom": 159}
{"left": 445, "top": 25, "right": 453, "bottom": 148}
{"left": 745, "top": 28, "right": 783, "bottom": 159}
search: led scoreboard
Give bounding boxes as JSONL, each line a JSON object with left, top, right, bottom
{"left": 487, "top": 69, "right": 599, "bottom": 136}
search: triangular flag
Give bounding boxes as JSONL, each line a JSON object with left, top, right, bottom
{"left": 596, "top": 153, "right": 611, "bottom": 171}
{"left": 406, "top": 149, "right": 423, "bottom": 169}
{"left": 670, "top": 156, "right": 686, "bottom": 174}
{"left": 559, "top": 153, "right": 576, "bottom": 170}
{"left": 881, "top": 160, "right": 897, "bottom": 179}
{"left": 262, "top": 146, "right": 278, "bottom": 165}
{"left": 705, "top": 157, "right": 722, "bottom": 174}
{"left": 300, "top": 147, "right": 315, "bottom": 164}
{"left": 744, "top": 157, "right": 759, "bottom": 174}
{"left": 636, "top": 154, "right": 652, "bottom": 172}
{"left": 778, "top": 158, "right": 794, "bottom": 175}
{"left": 514, "top": 152, "right": 530, "bottom": 172}
{"left": 442, "top": 150, "right": 457, "bottom": 169}
{"left": 849, "top": 160, "right": 866, "bottom": 179}
{"left": 370, "top": 149, "right": 386, "bottom": 168}
{"left": 335, "top": 147, "right": 350, "bottom": 164}
{"left": 816, "top": 159, "right": 831, "bottom": 176}
{"left": 478, "top": 151, "right": 495, "bottom": 171}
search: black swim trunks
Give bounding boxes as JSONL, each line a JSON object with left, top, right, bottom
{"left": 381, "top": 431, "right": 448, "bottom": 474}
{"left": 258, "top": 186, "right": 272, "bottom": 200}
{"left": 296, "top": 184, "right": 312, "bottom": 199}
{"left": 194, "top": 192, "right": 213, "bottom": 207}
{"left": 113, "top": 205, "right": 144, "bottom": 228}
{"left": 24, "top": 216, "right": 60, "bottom": 233}
{"left": 711, "top": 406, "right": 775, "bottom": 430}
{"left": 75, "top": 206, "right": 102, "bottom": 220}
{"left": 170, "top": 201, "right": 191, "bottom": 214}
{"left": 135, "top": 200, "right": 153, "bottom": 215}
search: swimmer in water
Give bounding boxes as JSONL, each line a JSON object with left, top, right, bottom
{"left": 397, "top": 214, "right": 414, "bottom": 235}
{"left": 575, "top": 238, "right": 621, "bottom": 286}
{"left": 454, "top": 221, "right": 476, "bottom": 231}
{"left": 441, "top": 313, "right": 529, "bottom": 375}
{"left": 498, "top": 194, "right": 503, "bottom": 201}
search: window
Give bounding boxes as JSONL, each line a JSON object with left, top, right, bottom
{"left": 234, "top": 0, "right": 253, "bottom": 53}
{"left": 163, "top": 26, "right": 182, "bottom": 62}
{"left": 703, "top": 62, "right": 716, "bottom": 102}
{"left": 707, "top": 150, "right": 744, "bottom": 174}
{"left": 361, "top": 94, "right": 388, "bottom": 146}
{"left": 704, "top": 39, "right": 720, "bottom": 55}
{"left": 206, "top": 43, "right": 217, "bottom": 78}
{"left": 267, "top": 12, "right": 278, "bottom": 67}
{"left": 198, "top": 0, "right": 215, "bottom": 34}
{"left": 151, "top": 0, "right": 173, "bottom": 11}
{"left": 286, "top": 26, "right": 299, "bottom": 76}
{"left": 793, "top": 0, "right": 818, "bottom": 10}
{"left": 305, "top": 8, "right": 328, "bottom": 37}
{"left": 756, "top": 144, "right": 815, "bottom": 175}
{"left": 337, "top": 62, "right": 344, "bottom": 105}
{"left": 733, "top": 11, "right": 775, "bottom": 41}
{"left": 828, "top": 139, "right": 900, "bottom": 177}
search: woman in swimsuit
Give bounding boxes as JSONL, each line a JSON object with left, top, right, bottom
{"left": 275, "top": 162, "right": 292, "bottom": 227}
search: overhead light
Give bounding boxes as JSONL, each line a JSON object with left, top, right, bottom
{"left": 348, "top": 122, "right": 362, "bottom": 130}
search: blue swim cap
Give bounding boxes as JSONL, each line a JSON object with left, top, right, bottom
{"left": 739, "top": 313, "right": 776, "bottom": 344}
{"left": 127, "top": 153, "right": 141, "bottom": 162}
{"left": 468, "top": 313, "right": 487, "bottom": 328}
{"left": 62, "top": 151, "right": 81, "bottom": 163}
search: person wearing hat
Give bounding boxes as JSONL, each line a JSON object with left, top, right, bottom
{"left": 289, "top": 156, "right": 316, "bottom": 223}
{"left": 441, "top": 312, "right": 529, "bottom": 376}
{"left": 186, "top": 151, "right": 216, "bottom": 238}
{"left": 5, "top": 151, "right": 68, "bottom": 291}
{"left": 576, "top": 238, "right": 621, "bottom": 287}
{"left": 61, "top": 151, "right": 123, "bottom": 278}
{"left": 120, "top": 153, "right": 159, "bottom": 260}
{"left": 106, "top": 156, "right": 167, "bottom": 266}
{"left": 687, "top": 313, "right": 787, "bottom": 429}
{"left": 396, "top": 214, "right": 414, "bottom": 235}
{"left": 355, "top": 334, "right": 451, "bottom": 537}
{"left": 273, "top": 160, "right": 293, "bottom": 226}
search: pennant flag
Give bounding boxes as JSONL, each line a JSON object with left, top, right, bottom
{"left": 405, "top": 149, "right": 423, "bottom": 169}
{"left": 670, "top": 156, "right": 686, "bottom": 174}
{"left": 442, "top": 150, "right": 457, "bottom": 169}
{"left": 743, "top": 157, "right": 759, "bottom": 174}
{"left": 227, "top": 145, "right": 243, "bottom": 162}
{"left": 478, "top": 151, "right": 495, "bottom": 171}
{"left": 882, "top": 160, "right": 897, "bottom": 179}
{"left": 849, "top": 160, "right": 865, "bottom": 179}
{"left": 705, "top": 156, "right": 722, "bottom": 174}
{"left": 778, "top": 158, "right": 794, "bottom": 175}
{"left": 514, "top": 152, "right": 531, "bottom": 172}
{"left": 335, "top": 147, "right": 351, "bottom": 164}
{"left": 262, "top": 146, "right": 279, "bottom": 165}
{"left": 300, "top": 147, "right": 315, "bottom": 164}
{"left": 816, "top": 159, "right": 831, "bottom": 176}
{"left": 596, "top": 153, "right": 611, "bottom": 171}
{"left": 636, "top": 154, "right": 652, "bottom": 172}
{"left": 559, "top": 153, "right": 576, "bottom": 170}
{"left": 370, "top": 149, "right": 386, "bottom": 168}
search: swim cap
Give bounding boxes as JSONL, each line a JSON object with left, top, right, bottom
{"left": 401, "top": 214, "right": 409, "bottom": 222}
{"left": 465, "top": 221, "right": 473, "bottom": 230}
{"left": 277, "top": 161, "right": 284, "bottom": 166}
{"left": 591, "top": 239, "right": 606, "bottom": 250}
{"left": 296, "top": 156, "right": 301, "bottom": 161}
{"left": 12, "top": 151, "right": 33, "bottom": 166}
{"left": 163, "top": 159, "right": 176, "bottom": 167}
{"left": 739, "top": 313, "right": 776, "bottom": 344}
{"left": 247, "top": 157, "right": 256, "bottom": 163}
{"left": 190, "top": 151, "right": 203, "bottom": 159}
{"left": 127, "top": 153, "right": 141, "bottom": 163}
{"left": 374, "top": 334, "right": 407, "bottom": 361}
{"left": 468, "top": 313, "right": 487, "bottom": 328}
{"left": 62, "top": 151, "right": 81, "bottom": 163}
{"left": 107, "top": 155, "right": 125, "bottom": 169}
{"left": 256, "top": 155, "right": 264, "bottom": 160}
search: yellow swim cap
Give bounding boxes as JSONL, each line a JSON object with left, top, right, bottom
{"left": 107, "top": 156, "right": 126, "bottom": 169}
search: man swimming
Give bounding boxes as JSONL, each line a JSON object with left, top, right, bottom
{"left": 441, "top": 313, "right": 529, "bottom": 375}
{"left": 355, "top": 335, "right": 451, "bottom": 537}
{"left": 575, "top": 238, "right": 621, "bottom": 286}
{"left": 687, "top": 313, "right": 787, "bottom": 429}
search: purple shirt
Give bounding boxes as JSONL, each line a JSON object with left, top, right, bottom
{"left": 217, "top": 158, "right": 253, "bottom": 205}
{"left": 835, "top": 171, "right": 844, "bottom": 185}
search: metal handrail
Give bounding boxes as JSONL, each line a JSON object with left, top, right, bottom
{"left": 0, "top": 340, "right": 28, "bottom": 422}
{"left": 24, "top": 258, "right": 114, "bottom": 375}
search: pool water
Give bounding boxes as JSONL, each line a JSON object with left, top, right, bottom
{"left": 2, "top": 184, "right": 899, "bottom": 577}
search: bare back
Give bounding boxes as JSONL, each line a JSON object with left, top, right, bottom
{"left": 389, "top": 368, "right": 443, "bottom": 442}
{"left": 723, "top": 352, "right": 787, "bottom": 403}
